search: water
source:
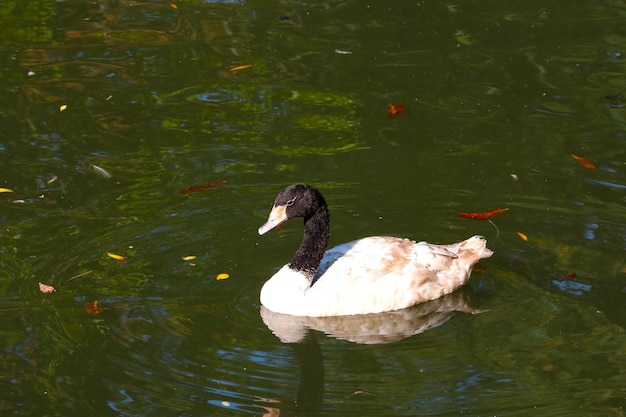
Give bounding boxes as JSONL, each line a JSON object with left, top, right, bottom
{"left": 1, "top": 1, "right": 625, "bottom": 416}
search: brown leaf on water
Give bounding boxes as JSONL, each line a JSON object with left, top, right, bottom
{"left": 85, "top": 300, "right": 104, "bottom": 315}
{"left": 386, "top": 103, "right": 404, "bottom": 119}
{"left": 566, "top": 272, "right": 576, "bottom": 280}
{"left": 180, "top": 179, "right": 227, "bottom": 196}
{"left": 458, "top": 208, "right": 509, "bottom": 220}
{"left": 38, "top": 282, "right": 56, "bottom": 294}
{"left": 571, "top": 154, "right": 597, "bottom": 169}
{"left": 346, "top": 390, "right": 374, "bottom": 399}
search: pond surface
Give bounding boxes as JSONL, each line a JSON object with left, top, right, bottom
{"left": 1, "top": 1, "right": 625, "bottom": 416}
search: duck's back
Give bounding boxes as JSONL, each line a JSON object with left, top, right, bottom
{"left": 302, "top": 235, "right": 492, "bottom": 316}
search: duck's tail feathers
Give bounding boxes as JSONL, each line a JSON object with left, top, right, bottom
{"left": 461, "top": 235, "right": 493, "bottom": 260}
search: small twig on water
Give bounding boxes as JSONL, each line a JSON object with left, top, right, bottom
{"left": 67, "top": 270, "right": 93, "bottom": 282}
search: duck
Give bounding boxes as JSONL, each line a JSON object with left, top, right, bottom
{"left": 257, "top": 184, "right": 493, "bottom": 317}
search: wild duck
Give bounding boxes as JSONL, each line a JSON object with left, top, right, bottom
{"left": 258, "top": 184, "right": 492, "bottom": 317}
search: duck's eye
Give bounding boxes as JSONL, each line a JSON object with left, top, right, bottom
{"left": 286, "top": 197, "right": 297, "bottom": 207}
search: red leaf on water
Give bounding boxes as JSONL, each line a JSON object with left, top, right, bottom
{"left": 85, "top": 300, "right": 104, "bottom": 315}
{"left": 386, "top": 104, "right": 404, "bottom": 119}
{"left": 180, "top": 180, "right": 227, "bottom": 196}
{"left": 458, "top": 208, "right": 509, "bottom": 220}
{"left": 566, "top": 272, "right": 576, "bottom": 280}
{"left": 571, "top": 154, "right": 597, "bottom": 169}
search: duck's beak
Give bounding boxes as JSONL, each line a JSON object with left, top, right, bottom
{"left": 258, "top": 205, "right": 287, "bottom": 235}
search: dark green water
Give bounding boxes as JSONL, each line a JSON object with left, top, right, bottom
{"left": 1, "top": 1, "right": 625, "bottom": 416}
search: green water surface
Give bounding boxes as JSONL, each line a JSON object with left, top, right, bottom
{"left": 1, "top": 1, "right": 625, "bottom": 416}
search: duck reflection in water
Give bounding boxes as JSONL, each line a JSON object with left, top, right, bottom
{"left": 261, "top": 287, "right": 484, "bottom": 344}
{"left": 258, "top": 288, "right": 484, "bottom": 416}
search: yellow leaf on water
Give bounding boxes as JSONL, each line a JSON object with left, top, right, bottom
{"left": 107, "top": 252, "right": 127, "bottom": 263}
{"left": 60, "top": 104, "right": 68, "bottom": 112}
{"left": 229, "top": 65, "right": 252, "bottom": 72}
{"left": 182, "top": 255, "right": 196, "bottom": 261}
{"left": 517, "top": 232, "right": 528, "bottom": 242}
{"left": 0, "top": 188, "right": 14, "bottom": 193}
{"left": 216, "top": 273, "right": 230, "bottom": 280}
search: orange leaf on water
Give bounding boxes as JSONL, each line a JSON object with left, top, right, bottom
{"left": 85, "top": 300, "right": 104, "bottom": 315}
{"left": 571, "top": 154, "right": 597, "bottom": 169}
{"left": 107, "top": 252, "right": 127, "bottom": 263}
{"left": 229, "top": 65, "right": 252, "bottom": 72}
{"left": 181, "top": 179, "right": 227, "bottom": 196}
{"left": 458, "top": 208, "right": 509, "bottom": 220}
{"left": 517, "top": 231, "right": 528, "bottom": 242}
{"left": 386, "top": 104, "right": 404, "bottom": 119}
{"left": 38, "top": 282, "right": 56, "bottom": 294}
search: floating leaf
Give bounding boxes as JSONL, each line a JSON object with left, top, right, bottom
{"left": 91, "top": 164, "right": 112, "bottom": 178}
{"left": 181, "top": 180, "right": 227, "bottom": 196}
{"left": 38, "top": 282, "right": 56, "bottom": 294}
{"left": 386, "top": 104, "right": 404, "bottom": 119}
{"left": 85, "top": 300, "right": 104, "bottom": 315}
{"left": 517, "top": 231, "right": 528, "bottom": 242}
{"left": 346, "top": 390, "right": 374, "bottom": 399}
{"left": 229, "top": 65, "right": 252, "bottom": 72}
{"left": 571, "top": 154, "right": 597, "bottom": 169}
{"left": 182, "top": 255, "right": 196, "bottom": 261}
{"left": 566, "top": 272, "right": 576, "bottom": 280}
{"left": 216, "top": 273, "right": 230, "bottom": 280}
{"left": 107, "top": 252, "right": 127, "bottom": 263}
{"left": 0, "top": 188, "right": 15, "bottom": 193}
{"left": 60, "top": 104, "right": 68, "bottom": 112}
{"left": 458, "top": 208, "right": 509, "bottom": 220}
{"left": 169, "top": 2, "right": 178, "bottom": 8}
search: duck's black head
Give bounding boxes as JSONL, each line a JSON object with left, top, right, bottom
{"left": 258, "top": 184, "right": 327, "bottom": 235}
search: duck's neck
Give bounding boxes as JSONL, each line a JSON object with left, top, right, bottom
{"left": 288, "top": 204, "right": 330, "bottom": 279}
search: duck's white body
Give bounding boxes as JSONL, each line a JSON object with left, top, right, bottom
{"left": 260, "top": 235, "right": 491, "bottom": 317}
